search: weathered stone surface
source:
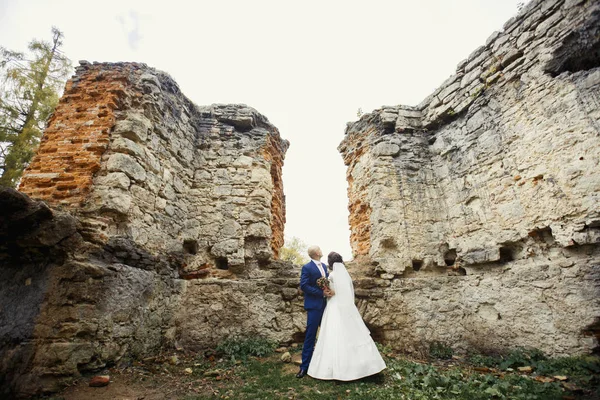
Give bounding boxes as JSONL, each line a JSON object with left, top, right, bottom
{"left": 175, "top": 278, "right": 305, "bottom": 351}
{"left": 3, "top": 1, "right": 600, "bottom": 397}
{"left": 0, "top": 187, "right": 302, "bottom": 398}
{"left": 113, "top": 113, "right": 151, "bottom": 143}
{"left": 20, "top": 61, "right": 289, "bottom": 273}
{"left": 107, "top": 153, "right": 147, "bottom": 182}
{"left": 340, "top": 0, "right": 600, "bottom": 357}
{"left": 373, "top": 142, "right": 401, "bottom": 157}
{"left": 1, "top": 62, "right": 293, "bottom": 397}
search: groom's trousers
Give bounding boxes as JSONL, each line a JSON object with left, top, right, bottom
{"left": 300, "top": 305, "right": 326, "bottom": 370}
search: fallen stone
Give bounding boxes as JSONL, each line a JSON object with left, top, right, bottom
{"left": 89, "top": 375, "right": 110, "bottom": 387}
{"left": 535, "top": 376, "right": 555, "bottom": 383}
{"left": 561, "top": 382, "right": 583, "bottom": 393}
{"left": 292, "top": 354, "right": 302, "bottom": 366}
{"left": 281, "top": 352, "right": 291, "bottom": 363}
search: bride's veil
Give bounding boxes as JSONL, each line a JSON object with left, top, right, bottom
{"left": 332, "top": 262, "right": 355, "bottom": 307}
{"left": 330, "top": 261, "right": 372, "bottom": 341}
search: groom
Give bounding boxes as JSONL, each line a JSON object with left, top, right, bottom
{"left": 296, "top": 245, "right": 333, "bottom": 378}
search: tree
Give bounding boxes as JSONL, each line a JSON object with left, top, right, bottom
{"left": 0, "top": 27, "right": 72, "bottom": 187}
{"left": 280, "top": 236, "right": 309, "bottom": 265}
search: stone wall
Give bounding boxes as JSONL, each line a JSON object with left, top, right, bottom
{"left": 340, "top": 0, "right": 600, "bottom": 356}
{"left": 20, "top": 61, "right": 289, "bottom": 275}
{"left": 1, "top": 63, "right": 301, "bottom": 397}
{"left": 0, "top": 188, "right": 304, "bottom": 397}
{"left": 3, "top": 1, "right": 600, "bottom": 396}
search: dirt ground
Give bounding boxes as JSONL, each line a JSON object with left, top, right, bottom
{"left": 47, "top": 354, "right": 302, "bottom": 400}
{"left": 55, "top": 369, "right": 197, "bottom": 400}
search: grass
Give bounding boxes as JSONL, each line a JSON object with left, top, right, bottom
{"left": 181, "top": 356, "right": 585, "bottom": 400}
{"left": 34, "top": 339, "right": 600, "bottom": 400}
{"left": 179, "top": 340, "right": 599, "bottom": 400}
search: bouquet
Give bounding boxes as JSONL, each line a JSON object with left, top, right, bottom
{"left": 316, "top": 277, "right": 330, "bottom": 290}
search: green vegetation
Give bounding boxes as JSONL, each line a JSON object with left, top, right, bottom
{"left": 279, "top": 236, "right": 309, "bottom": 265}
{"left": 215, "top": 336, "right": 278, "bottom": 361}
{"left": 467, "top": 347, "right": 600, "bottom": 392}
{"left": 0, "top": 27, "right": 71, "bottom": 187}
{"left": 35, "top": 341, "right": 600, "bottom": 399}
{"left": 181, "top": 340, "right": 599, "bottom": 399}
{"left": 429, "top": 341, "right": 454, "bottom": 360}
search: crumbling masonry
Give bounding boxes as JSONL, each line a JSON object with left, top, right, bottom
{"left": 340, "top": 0, "right": 600, "bottom": 356}
{"left": 1, "top": 0, "right": 599, "bottom": 397}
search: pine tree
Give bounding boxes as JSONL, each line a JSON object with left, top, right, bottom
{"left": 0, "top": 27, "right": 72, "bottom": 187}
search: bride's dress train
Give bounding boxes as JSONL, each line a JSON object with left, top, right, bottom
{"left": 307, "top": 262, "right": 386, "bottom": 381}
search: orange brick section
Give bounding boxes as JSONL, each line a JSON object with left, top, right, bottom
{"left": 341, "top": 130, "right": 372, "bottom": 258}
{"left": 19, "top": 63, "right": 136, "bottom": 208}
{"left": 347, "top": 179, "right": 371, "bottom": 257}
{"left": 262, "top": 132, "right": 287, "bottom": 259}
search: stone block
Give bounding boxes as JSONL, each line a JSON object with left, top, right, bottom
{"left": 246, "top": 222, "right": 272, "bottom": 238}
{"left": 373, "top": 142, "right": 400, "bottom": 157}
{"left": 113, "top": 113, "right": 151, "bottom": 143}
{"left": 95, "top": 172, "right": 130, "bottom": 190}
{"left": 501, "top": 49, "right": 524, "bottom": 67}
{"left": 111, "top": 137, "right": 144, "bottom": 158}
{"left": 107, "top": 153, "right": 146, "bottom": 182}
{"left": 97, "top": 189, "right": 132, "bottom": 214}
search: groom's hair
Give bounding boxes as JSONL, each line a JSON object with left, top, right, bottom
{"left": 307, "top": 245, "right": 320, "bottom": 259}
{"left": 327, "top": 252, "right": 343, "bottom": 267}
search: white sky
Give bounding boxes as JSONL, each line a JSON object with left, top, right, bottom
{"left": 0, "top": 0, "right": 524, "bottom": 261}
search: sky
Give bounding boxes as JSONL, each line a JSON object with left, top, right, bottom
{"left": 0, "top": 0, "right": 525, "bottom": 261}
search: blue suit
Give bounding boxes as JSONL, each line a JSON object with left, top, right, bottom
{"left": 299, "top": 260, "right": 328, "bottom": 371}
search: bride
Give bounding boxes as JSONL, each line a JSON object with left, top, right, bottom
{"left": 307, "top": 252, "right": 386, "bottom": 381}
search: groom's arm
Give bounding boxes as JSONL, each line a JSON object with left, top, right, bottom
{"left": 300, "top": 265, "right": 323, "bottom": 297}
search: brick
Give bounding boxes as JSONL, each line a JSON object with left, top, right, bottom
{"left": 19, "top": 65, "right": 131, "bottom": 206}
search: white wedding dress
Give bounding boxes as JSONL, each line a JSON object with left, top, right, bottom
{"left": 307, "top": 262, "right": 386, "bottom": 381}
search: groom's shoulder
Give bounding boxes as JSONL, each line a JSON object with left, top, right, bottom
{"left": 302, "top": 261, "right": 312, "bottom": 268}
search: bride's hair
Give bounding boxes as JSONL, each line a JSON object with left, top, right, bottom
{"left": 327, "top": 252, "right": 343, "bottom": 269}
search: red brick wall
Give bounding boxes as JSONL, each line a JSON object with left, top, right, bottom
{"left": 19, "top": 64, "right": 134, "bottom": 208}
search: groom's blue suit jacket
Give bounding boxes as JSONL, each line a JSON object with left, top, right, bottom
{"left": 300, "top": 260, "right": 329, "bottom": 310}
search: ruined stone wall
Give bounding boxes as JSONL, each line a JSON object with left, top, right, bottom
{"left": 21, "top": 62, "right": 289, "bottom": 275}
{"left": 0, "top": 188, "right": 184, "bottom": 396}
{"left": 340, "top": 0, "right": 600, "bottom": 356}
{"left": 0, "top": 187, "right": 304, "bottom": 397}
{"left": 1, "top": 64, "right": 302, "bottom": 397}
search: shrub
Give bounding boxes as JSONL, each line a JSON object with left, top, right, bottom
{"left": 215, "top": 336, "right": 277, "bottom": 361}
{"left": 429, "top": 341, "right": 453, "bottom": 359}
{"left": 468, "top": 347, "right": 546, "bottom": 370}
{"left": 375, "top": 341, "right": 392, "bottom": 356}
